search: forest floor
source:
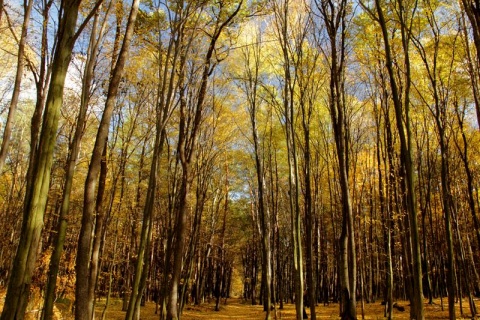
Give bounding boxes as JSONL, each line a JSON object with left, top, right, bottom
{"left": 88, "top": 297, "right": 479, "bottom": 319}
{"left": 1, "top": 291, "right": 479, "bottom": 319}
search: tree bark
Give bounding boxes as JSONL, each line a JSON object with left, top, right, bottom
{"left": 373, "top": 1, "right": 424, "bottom": 318}
{"left": 166, "top": 3, "right": 242, "bottom": 319}
{"left": 0, "top": 2, "right": 82, "bottom": 319}
{"left": 316, "top": 0, "right": 356, "bottom": 317}
{"left": 0, "top": 0, "right": 33, "bottom": 175}
{"left": 75, "top": 1, "right": 140, "bottom": 319}
{"left": 41, "top": 4, "right": 110, "bottom": 318}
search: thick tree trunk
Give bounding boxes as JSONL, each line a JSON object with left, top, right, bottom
{"left": 0, "top": 2, "right": 81, "bottom": 319}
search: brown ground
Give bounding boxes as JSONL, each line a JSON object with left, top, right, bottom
{"left": 2, "top": 291, "right": 479, "bottom": 319}
{"left": 94, "top": 297, "right": 477, "bottom": 319}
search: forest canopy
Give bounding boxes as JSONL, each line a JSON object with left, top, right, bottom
{"left": 0, "top": 0, "right": 480, "bottom": 319}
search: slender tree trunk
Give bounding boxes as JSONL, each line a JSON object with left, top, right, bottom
{"left": 242, "top": 37, "right": 272, "bottom": 319}
{"left": 316, "top": 0, "right": 356, "bottom": 317}
{"left": 166, "top": 4, "right": 242, "bottom": 318}
{"left": 101, "top": 219, "right": 119, "bottom": 320}
{"left": 373, "top": 1, "right": 424, "bottom": 318}
{"left": 438, "top": 123, "right": 456, "bottom": 320}
{"left": 273, "top": 2, "right": 304, "bottom": 317}
{"left": 42, "top": 5, "right": 110, "bottom": 318}
{"left": 0, "top": 0, "right": 33, "bottom": 174}
{"left": 75, "top": 1, "right": 140, "bottom": 319}
{"left": 125, "top": 120, "right": 166, "bottom": 320}
{"left": 454, "top": 105, "right": 480, "bottom": 260}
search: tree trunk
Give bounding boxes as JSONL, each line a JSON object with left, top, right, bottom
{"left": 0, "top": 2, "right": 82, "bottom": 319}
{"left": 316, "top": 0, "right": 356, "bottom": 317}
{"left": 75, "top": 1, "right": 140, "bottom": 319}
{"left": 42, "top": 5, "right": 109, "bottom": 318}
{"left": 0, "top": 0, "right": 33, "bottom": 174}
{"left": 166, "top": 3, "right": 242, "bottom": 318}
{"left": 242, "top": 36, "right": 272, "bottom": 318}
{"left": 373, "top": 1, "right": 424, "bottom": 318}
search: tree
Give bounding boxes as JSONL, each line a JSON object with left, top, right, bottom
{"left": 315, "top": 0, "right": 356, "bottom": 317}
{"left": 125, "top": 2, "right": 181, "bottom": 318}
{"left": 166, "top": 2, "right": 243, "bottom": 319}
{"left": 270, "top": 1, "right": 305, "bottom": 318}
{"left": 0, "top": 0, "right": 100, "bottom": 318}
{"left": 42, "top": 3, "right": 112, "bottom": 319}
{"left": 461, "top": 0, "right": 480, "bottom": 68}
{"left": 75, "top": 1, "right": 140, "bottom": 319}
{"left": 411, "top": 5, "right": 458, "bottom": 317}
{"left": 0, "top": 0, "right": 33, "bottom": 175}
{"left": 238, "top": 28, "right": 273, "bottom": 318}
{"left": 365, "top": 0, "right": 425, "bottom": 318}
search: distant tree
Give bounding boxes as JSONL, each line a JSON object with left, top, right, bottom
{"left": 166, "top": 2, "right": 243, "bottom": 319}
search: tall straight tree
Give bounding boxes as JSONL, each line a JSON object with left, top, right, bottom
{"left": 316, "top": 0, "right": 356, "bottom": 317}
{"left": 412, "top": 7, "right": 457, "bottom": 317}
{"left": 75, "top": 1, "right": 140, "bottom": 319}
{"left": 0, "top": 0, "right": 102, "bottom": 318}
{"left": 239, "top": 30, "right": 273, "bottom": 319}
{"left": 0, "top": 0, "right": 33, "bottom": 175}
{"left": 271, "top": 1, "right": 304, "bottom": 318}
{"left": 125, "top": 1, "right": 184, "bottom": 317}
{"left": 1, "top": 1, "right": 86, "bottom": 319}
{"left": 365, "top": 0, "right": 425, "bottom": 318}
{"left": 41, "top": 3, "right": 112, "bottom": 319}
{"left": 297, "top": 36, "right": 321, "bottom": 320}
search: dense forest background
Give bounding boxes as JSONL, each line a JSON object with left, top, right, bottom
{"left": 0, "top": 0, "right": 480, "bottom": 319}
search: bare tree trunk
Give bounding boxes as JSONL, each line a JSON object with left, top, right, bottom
{"left": 125, "top": 9, "right": 181, "bottom": 313}
{"left": 412, "top": 14, "right": 457, "bottom": 317}
{"left": 271, "top": 2, "right": 304, "bottom": 318}
{"left": 240, "top": 34, "right": 272, "bottom": 319}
